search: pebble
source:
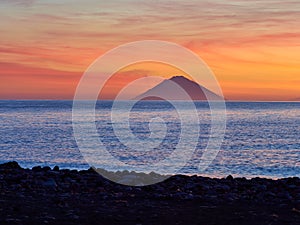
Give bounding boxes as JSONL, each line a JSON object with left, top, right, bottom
{"left": 42, "top": 178, "right": 57, "bottom": 189}
{"left": 0, "top": 161, "right": 299, "bottom": 204}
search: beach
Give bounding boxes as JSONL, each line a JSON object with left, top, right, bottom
{"left": 1, "top": 161, "right": 299, "bottom": 225}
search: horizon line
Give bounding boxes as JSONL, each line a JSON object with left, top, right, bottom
{"left": 0, "top": 99, "right": 299, "bottom": 103}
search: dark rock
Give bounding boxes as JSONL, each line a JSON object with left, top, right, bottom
{"left": 0, "top": 161, "right": 21, "bottom": 169}
{"left": 277, "top": 192, "right": 292, "bottom": 200}
{"left": 226, "top": 175, "right": 233, "bottom": 180}
{"left": 42, "top": 178, "right": 57, "bottom": 189}
{"left": 42, "top": 166, "right": 51, "bottom": 172}
{"left": 216, "top": 184, "right": 231, "bottom": 193}
{"left": 32, "top": 166, "right": 42, "bottom": 172}
{"left": 0, "top": 161, "right": 299, "bottom": 225}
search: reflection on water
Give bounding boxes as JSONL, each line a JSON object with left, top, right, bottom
{"left": 0, "top": 100, "right": 299, "bottom": 178}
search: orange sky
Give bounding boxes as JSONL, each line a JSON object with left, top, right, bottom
{"left": 0, "top": 0, "right": 299, "bottom": 100}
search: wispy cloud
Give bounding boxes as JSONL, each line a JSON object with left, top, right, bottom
{"left": 0, "top": 0, "right": 36, "bottom": 6}
{"left": 0, "top": 0, "right": 299, "bottom": 100}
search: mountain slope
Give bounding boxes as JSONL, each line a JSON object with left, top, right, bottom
{"left": 135, "top": 76, "right": 223, "bottom": 101}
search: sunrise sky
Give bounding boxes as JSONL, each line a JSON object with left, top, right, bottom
{"left": 0, "top": 0, "right": 299, "bottom": 100}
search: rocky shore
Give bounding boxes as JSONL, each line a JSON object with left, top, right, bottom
{"left": 0, "top": 161, "right": 299, "bottom": 225}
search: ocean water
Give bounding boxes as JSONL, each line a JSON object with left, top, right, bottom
{"left": 0, "top": 100, "right": 299, "bottom": 178}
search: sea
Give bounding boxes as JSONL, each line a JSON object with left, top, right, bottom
{"left": 0, "top": 100, "right": 299, "bottom": 178}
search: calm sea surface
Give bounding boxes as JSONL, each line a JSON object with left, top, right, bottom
{"left": 0, "top": 100, "right": 299, "bottom": 178}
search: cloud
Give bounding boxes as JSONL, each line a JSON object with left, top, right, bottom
{"left": 0, "top": 62, "right": 80, "bottom": 79}
{"left": 0, "top": 0, "right": 299, "bottom": 100}
{"left": 1, "top": 0, "right": 36, "bottom": 6}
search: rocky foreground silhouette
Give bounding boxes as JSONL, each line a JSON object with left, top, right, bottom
{"left": 0, "top": 161, "right": 299, "bottom": 225}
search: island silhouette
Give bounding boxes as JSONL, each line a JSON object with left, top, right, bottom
{"left": 135, "top": 75, "right": 223, "bottom": 101}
